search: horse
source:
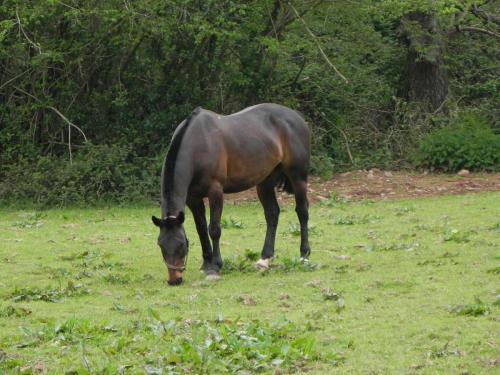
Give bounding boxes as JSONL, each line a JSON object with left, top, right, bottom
{"left": 152, "top": 103, "right": 311, "bottom": 285}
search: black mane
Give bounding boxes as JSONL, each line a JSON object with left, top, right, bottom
{"left": 163, "top": 107, "right": 201, "bottom": 205}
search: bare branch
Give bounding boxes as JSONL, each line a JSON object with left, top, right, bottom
{"left": 0, "top": 68, "right": 31, "bottom": 91}
{"left": 288, "top": 2, "right": 348, "bottom": 84}
{"left": 12, "top": 85, "right": 88, "bottom": 143}
{"left": 15, "top": 8, "right": 42, "bottom": 54}
{"left": 457, "top": 24, "right": 500, "bottom": 39}
{"left": 472, "top": 4, "right": 500, "bottom": 25}
{"left": 68, "top": 124, "right": 72, "bottom": 164}
{"left": 318, "top": 111, "right": 355, "bottom": 165}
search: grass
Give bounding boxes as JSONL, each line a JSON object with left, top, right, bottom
{"left": 0, "top": 192, "right": 499, "bottom": 374}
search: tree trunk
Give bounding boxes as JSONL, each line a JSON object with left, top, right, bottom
{"left": 399, "top": 11, "right": 448, "bottom": 112}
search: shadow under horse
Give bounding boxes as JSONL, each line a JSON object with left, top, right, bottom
{"left": 152, "top": 103, "right": 311, "bottom": 285}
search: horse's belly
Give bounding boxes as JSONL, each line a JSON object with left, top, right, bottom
{"left": 223, "top": 181, "right": 256, "bottom": 194}
{"left": 223, "top": 163, "right": 278, "bottom": 193}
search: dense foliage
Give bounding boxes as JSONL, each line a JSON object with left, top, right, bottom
{"left": 414, "top": 112, "right": 500, "bottom": 172}
{"left": 1, "top": 0, "right": 498, "bottom": 205}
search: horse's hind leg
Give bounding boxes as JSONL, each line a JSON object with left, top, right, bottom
{"left": 256, "top": 177, "right": 280, "bottom": 264}
{"left": 187, "top": 197, "right": 213, "bottom": 273}
{"left": 288, "top": 173, "right": 311, "bottom": 259}
{"left": 208, "top": 185, "right": 224, "bottom": 273}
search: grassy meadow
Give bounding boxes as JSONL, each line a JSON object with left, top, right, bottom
{"left": 0, "top": 192, "right": 499, "bottom": 374}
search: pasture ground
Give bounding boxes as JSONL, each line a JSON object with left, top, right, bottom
{"left": 0, "top": 188, "right": 499, "bottom": 374}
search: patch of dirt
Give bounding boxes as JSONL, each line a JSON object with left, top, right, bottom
{"left": 225, "top": 170, "right": 500, "bottom": 204}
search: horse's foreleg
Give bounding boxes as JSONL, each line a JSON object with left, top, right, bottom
{"left": 208, "top": 186, "right": 224, "bottom": 273}
{"left": 291, "top": 178, "right": 311, "bottom": 259}
{"left": 187, "top": 197, "right": 213, "bottom": 272}
{"left": 257, "top": 181, "right": 280, "bottom": 261}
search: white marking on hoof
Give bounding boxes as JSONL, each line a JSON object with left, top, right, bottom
{"left": 206, "top": 273, "right": 220, "bottom": 282}
{"left": 300, "top": 257, "right": 309, "bottom": 263}
{"left": 255, "top": 258, "right": 270, "bottom": 270}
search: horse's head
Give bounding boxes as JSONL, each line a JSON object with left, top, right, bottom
{"left": 152, "top": 212, "right": 188, "bottom": 286}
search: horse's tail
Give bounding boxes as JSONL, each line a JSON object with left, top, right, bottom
{"left": 275, "top": 173, "right": 294, "bottom": 194}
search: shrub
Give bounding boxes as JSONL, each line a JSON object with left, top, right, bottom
{"left": 413, "top": 113, "right": 500, "bottom": 172}
{"left": 310, "top": 152, "right": 335, "bottom": 179}
{"left": 0, "top": 144, "right": 161, "bottom": 206}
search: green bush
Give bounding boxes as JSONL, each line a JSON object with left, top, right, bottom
{"left": 310, "top": 153, "right": 335, "bottom": 179}
{"left": 0, "top": 144, "right": 161, "bottom": 207}
{"left": 413, "top": 113, "right": 500, "bottom": 172}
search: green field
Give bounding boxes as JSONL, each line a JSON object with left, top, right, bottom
{"left": 1, "top": 192, "right": 499, "bottom": 374}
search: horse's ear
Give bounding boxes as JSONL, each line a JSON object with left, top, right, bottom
{"left": 177, "top": 211, "right": 185, "bottom": 224}
{"left": 152, "top": 216, "right": 162, "bottom": 227}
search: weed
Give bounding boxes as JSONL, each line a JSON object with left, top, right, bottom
{"left": 373, "top": 280, "right": 415, "bottom": 291}
{"left": 8, "top": 281, "right": 90, "bottom": 303}
{"left": 332, "top": 214, "right": 380, "bottom": 225}
{"left": 36, "top": 311, "right": 336, "bottom": 373}
{"left": 320, "top": 288, "right": 345, "bottom": 311}
{"left": 12, "top": 212, "right": 45, "bottom": 228}
{"left": 393, "top": 207, "right": 415, "bottom": 216}
{"left": 102, "top": 273, "right": 131, "bottom": 285}
{"left": 334, "top": 264, "right": 349, "bottom": 274}
{"left": 357, "top": 242, "right": 419, "bottom": 252}
{"left": 332, "top": 215, "right": 356, "bottom": 225}
{"left": 237, "top": 294, "right": 257, "bottom": 306}
{"left": 417, "top": 259, "right": 444, "bottom": 267}
{"left": 243, "top": 249, "right": 259, "bottom": 261}
{"left": 59, "top": 250, "right": 97, "bottom": 262}
{"left": 450, "top": 297, "right": 491, "bottom": 316}
{"left": 43, "top": 266, "right": 71, "bottom": 279}
{"left": 487, "top": 223, "right": 500, "bottom": 232}
{"left": 0, "top": 305, "right": 31, "bottom": 317}
{"left": 319, "top": 192, "right": 351, "bottom": 207}
{"left": 16, "top": 318, "right": 95, "bottom": 348}
{"left": 60, "top": 249, "right": 124, "bottom": 273}
{"left": 222, "top": 255, "right": 255, "bottom": 274}
{"left": 486, "top": 267, "right": 500, "bottom": 274}
{"left": 427, "top": 342, "right": 464, "bottom": 359}
{"left": 145, "top": 313, "right": 342, "bottom": 372}
{"left": 443, "top": 228, "right": 473, "bottom": 243}
{"left": 277, "top": 257, "right": 321, "bottom": 272}
{"left": 283, "top": 222, "right": 320, "bottom": 237}
{"left": 221, "top": 216, "right": 244, "bottom": 229}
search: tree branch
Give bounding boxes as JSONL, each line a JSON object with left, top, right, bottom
{"left": 0, "top": 68, "right": 31, "bottom": 91}
{"left": 15, "top": 8, "right": 42, "bottom": 54}
{"left": 457, "top": 25, "right": 500, "bottom": 39}
{"left": 12, "top": 85, "right": 88, "bottom": 164}
{"left": 288, "top": 2, "right": 348, "bottom": 84}
{"left": 472, "top": 4, "right": 500, "bottom": 25}
{"left": 318, "top": 111, "right": 355, "bottom": 165}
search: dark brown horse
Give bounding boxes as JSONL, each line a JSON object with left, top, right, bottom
{"left": 152, "top": 103, "right": 311, "bottom": 285}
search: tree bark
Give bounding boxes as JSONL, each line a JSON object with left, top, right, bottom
{"left": 399, "top": 11, "right": 449, "bottom": 112}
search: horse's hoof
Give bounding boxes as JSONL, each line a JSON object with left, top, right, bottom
{"left": 205, "top": 273, "right": 220, "bottom": 282}
{"left": 200, "top": 262, "right": 211, "bottom": 273}
{"left": 255, "top": 258, "right": 270, "bottom": 270}
{"left": 300, "top": 257, "right": 309, "bottom": 263}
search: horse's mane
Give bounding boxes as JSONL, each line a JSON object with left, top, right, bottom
{"left": 163, "top": 107, "right": 201, "bottom": 205}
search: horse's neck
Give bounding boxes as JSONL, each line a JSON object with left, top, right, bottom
{"left": 161, "top": 163, "right": 192, "bottom": 217}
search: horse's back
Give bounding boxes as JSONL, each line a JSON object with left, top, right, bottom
{"left": 221, "top": 103, "right": 309, "bottom": 150}
{"left": 184, "top": 104, "right": 310, "bottom": 194}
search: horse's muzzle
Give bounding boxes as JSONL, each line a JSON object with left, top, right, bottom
{"left": 167, "top": 277, "right": 183, "bottom": 286}
{"left": 165, "top": 256, "right": 186, "bottom": 286}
